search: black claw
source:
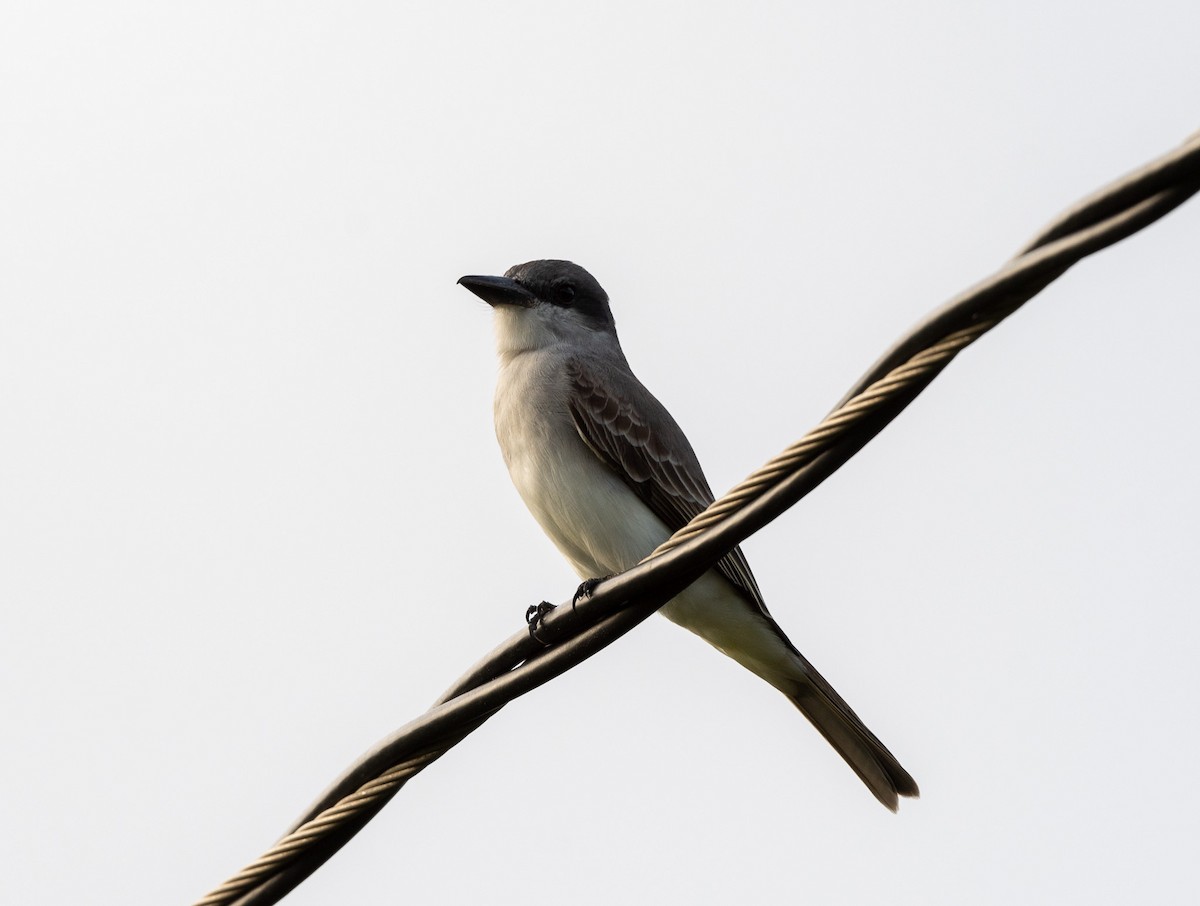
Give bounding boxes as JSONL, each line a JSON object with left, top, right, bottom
{"left": 572, "top": 575, "right": 614, "bottom": 607}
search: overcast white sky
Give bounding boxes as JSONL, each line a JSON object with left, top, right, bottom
{"left": 3, "top": 3, "right": 1199, "bottom": 904}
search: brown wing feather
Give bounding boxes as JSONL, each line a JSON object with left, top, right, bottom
{"left": 566, "top": 357, "right": 769, "bottom": 615}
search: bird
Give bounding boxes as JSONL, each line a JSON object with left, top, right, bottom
{"left": 458, "top": 259, "right": 918, "bottom": 810}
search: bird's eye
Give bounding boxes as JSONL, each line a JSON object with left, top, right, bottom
{"left": 552, "top": 284, "right": 576, "bottom": 306}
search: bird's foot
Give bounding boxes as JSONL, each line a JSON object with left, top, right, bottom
{"left": 526, "top": 601, "right": 556, "bottom": 644}
{"left": 572, "top": 575, "right": 614, "bottom": 608}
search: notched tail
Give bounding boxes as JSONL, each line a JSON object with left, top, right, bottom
{"left": 783, "top": 669, "right": 919, "bottom": 812}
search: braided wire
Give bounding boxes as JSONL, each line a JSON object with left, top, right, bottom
{"left": 646, "top": 319, "right": 996, "bottom": 559}
{"left": 194, "top": 752, "right": 438, "bottom": 906}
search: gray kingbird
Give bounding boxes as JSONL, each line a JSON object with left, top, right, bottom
{"left": 458, "top": 259, "right": 918, "bottom": 810}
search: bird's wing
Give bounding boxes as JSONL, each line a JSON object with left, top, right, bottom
{"left": 566, "top": 356, "right": 770, "bottom": 616}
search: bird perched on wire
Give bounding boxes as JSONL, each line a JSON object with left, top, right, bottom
{"left": 459, "top": 259, "right": 917, "bottom": 810}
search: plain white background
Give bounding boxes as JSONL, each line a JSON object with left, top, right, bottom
{"left": 3, "top": 3, "right": 1198, "bottom": 903}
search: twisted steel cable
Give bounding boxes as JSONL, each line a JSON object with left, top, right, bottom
{"left": 194, "top": 129, "right": 1200, "bottom": 906}
{"left": 195, "top": 753, "right": 438, "bottom": 906}
{"left": 644, "top": 317, "right": 998, "bottom": 560}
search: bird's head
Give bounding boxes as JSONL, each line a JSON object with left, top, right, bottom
{"left": 458, "top": 259, "right": 617, "bottom": 356}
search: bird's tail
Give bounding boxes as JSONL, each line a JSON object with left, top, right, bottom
{"left": 656, "top": 575, "right": 916, "bottom": 808}
{"left": 780, "top": 655, "right": 919, "bottom": 811}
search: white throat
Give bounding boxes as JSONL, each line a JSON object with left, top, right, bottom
{"left": 492, "top": 303, "right": 617, "bottom": 363}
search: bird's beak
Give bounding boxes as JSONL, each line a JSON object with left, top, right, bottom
{"left": 457, "top": 274, "right": 538, "bottom": 308}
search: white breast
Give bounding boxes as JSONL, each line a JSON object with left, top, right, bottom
{"left": 493, "top": 348, "right": 673, "bottom": 580}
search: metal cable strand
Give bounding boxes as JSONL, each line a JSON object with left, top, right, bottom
{"left": 193, "top": 130, "right": 1200, "bottom": 906}
{"left": 1016, "top": 131, "right": 1200, "bottom": 256}
{"left": 195, "top": 753, "right": 439, "bottom": 906}
{"left": 645, "top": 320, "right": 996, "bottom": 558}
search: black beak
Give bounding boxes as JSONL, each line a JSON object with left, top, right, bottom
{"left": 457, "top": 274, "right": 538, "bottom": 308}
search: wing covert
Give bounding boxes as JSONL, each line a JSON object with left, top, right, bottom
{"left": 565, "top": 357, "right": 768, "bottom": 613}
